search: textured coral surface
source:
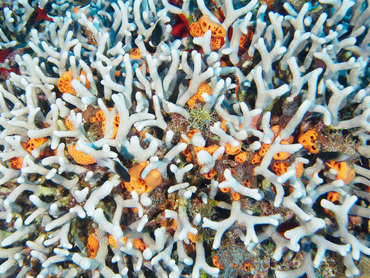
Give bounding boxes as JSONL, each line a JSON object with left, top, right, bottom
{"left": 0, "top": 0, "right": 370, "bottom": 277}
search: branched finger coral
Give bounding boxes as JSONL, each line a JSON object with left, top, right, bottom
{"left": 0, "top": 0, "right": 370, "bottom": 277}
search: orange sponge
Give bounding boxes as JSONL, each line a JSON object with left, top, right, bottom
{"left": 189, "top": 15, "right": 226, "bottom": 51}
{"left": 9, "top": 157, "right": 24, "bottom": 170}
{"left": 202, "top": 168, "right": 216, "bottom": 179}
{"left": 90, "top": 110, "right": 107, "bottom": 136}
{"left": 190, "top": 22, "right": 205, "bottom": 37}
{"left": 231, "top": 191, "right": 241, "bottom": 201}
{"left": 327, "top": 161, "right": 355, "bottom": 184}
{"left": 89, "top": 110, "right": 120, "bottom": 139}
{"left": 298, "top": 129, "right": 319, "bottom": 154}
{"left": 273, "top": 141, "right": 292, "bottom": 160}
{"left": 324, "top": 191, "right": 342, "bottom": 215}
{"left": 272, "top": 161, "right": 288, "bottom": 176}
{"left": 22, "top": 137, "right": 48, "bottom": 154}
{"left": 251, "top": 153, "right": 261, "bottom": 164}
{"left": 133, "top": 238, "right": 148, "bottom": 252}
{"left": 122, "top": 162, "right": 162, "bottom": 195}
{"left": 258, "top": 143, "right": 271, "bottom": 156}
{"left": 210, "top": 36, "right": 223, "bottom": 51}
{"left": 65, "top": 116, "right": 74, "bottom": 130}
{"left": 89, "top": 110, "right": 106, "bottom": 124}
{"left": 224, "top": 141, "right": 241, "bottom": 155}
{"left": 58, "top": 70, "right": 90, "bottom": 95}
{"left": 327, "top": 191, "right": 341, "bottom": 204}
{"left": 235, "top": 151, "right": 248, "bottom": 163}
{"left": 198, "top": 15, "right": 226, "bottom": 38}
{"left": 108, "top": 234, "right": 117, "bottom": 249}
{"left": 239, "top": 30, "right": 253, "bottom": 53}
{"left": 67, "top": 144, "right": 96, "bottom": 165}
{"left": 129, "top": 48, "right": 142, "bottom": 59}
{"left": 58, "top": 70, "right": 74, "bottom": 95}
{"left": 186, "top": 82, "right": 212, "bottom": 108}
{"left": 111, "top": 113, "right": 120, "bottom": 139}
{"left": 86, "top": 233, "right": 99, "bottom": 259}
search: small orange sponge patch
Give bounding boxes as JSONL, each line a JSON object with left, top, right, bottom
{"left": 58, "top": 70, "right": 75, "bottom": 95}
{"left": 9, "top": 157, "right": 24, "bottom": 170}
{"left": 132, "top": 238, "right": 148, "bottom": 252}
{"left": 298, "top": 129, "right": 319, "bottom": 154}
{"left": 189, "top": 15, "right": 227, "bottom": 51}
{"left": 198, "top": 15, "right": 226, "bottom": 38}
{"left": 57, "top": 70, "right": 90, "bottom": 95}
{"left": 272, "top": 161, "right": 288, "bottom": 176}
{"left": 186, "top": 82, "right": 212, "bottom": 108}
{"left": 22, "top": 137, "right": 48, "bottom": 154}
{"left": 67, "top": 144, "right": 96, "bottom": 165}
{"left": 89, "top": 110, "right": 120, "bottom": 139}
{"left": 190, "top": 22, "right": 204, "bottom": 37}
{"left": 327, "top": 161, "right": 355, "bottom": 185}
{"left": 64, "top": 116, "right": 74, "bottom": 131}
{"left": 122, "top": 162, "right": 162, "bottom": 195}
{"left": 86, "top": 234, "right": 99, "bottom": 259}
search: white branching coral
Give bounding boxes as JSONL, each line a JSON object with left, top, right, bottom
{"left": 0, "top": 0, "right": 369, "bottom": 277}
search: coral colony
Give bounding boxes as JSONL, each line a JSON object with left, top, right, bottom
{"left": 1, "top": 0, "right": 370, "bottom": 277}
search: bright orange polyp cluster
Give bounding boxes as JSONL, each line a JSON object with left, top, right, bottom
{"left": 198, "top": 15, "right": 227, "bottom": 38}
{"left": 187, "top": 232, "right": 197, "bottom": 244}
{"left": 57, "top": 70, "right": 90, "bottom": 95}
{"left": 159, "top": 216, "right": 178, "bottom": 234}
{"left": 298, "top": 129, "right": 319, "bottom": 154}
{"left": 220, "top": 186, "right": 230, "bottom": 193}
{"left": 327, "top": 161, "right": 355, "bottom": 184}
{"left": 190, "top": 22, "right": 204, "bottom": 37}
{"left": 210, "top": 37, "right": 223, "bottom": 51}
{"left": 22, "top": 137, "right": 48, "bottom": 154}
{"left": 189, "top": 15, "right": 227, "bottom": 51}
{"left": 272, "top": 161, "right": 288, "bottom": 176}
{"left": 111, "top": 114, "right": 120, "bottom": 138}
{"left": 194, "top": 144, "right": 223, "bottom": 164}
{"left": 273, "top": 151, "right": 291, "bottom": 160}
{"left": 122, "top": 162, "right": 162, "bottom": 195}
{"left": 186, "top": 82, "right": 213, "bottom": 108}
{"left": 86, "top": 233, "right": 99, "bottom": 259}
{"left": 67, "top": 144, "right": 96, "bottom": 165}
{"left": 58, "top": 70, "right": 75, "bottom": 94}
{"left": 243, "top": 261, "right": 253, "bottom": 272}
{"left": 231, "top": 191, "right": 241, "bottom": 201}
{"left": 182, "top": 130, "right": 218, "bottom": 163}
